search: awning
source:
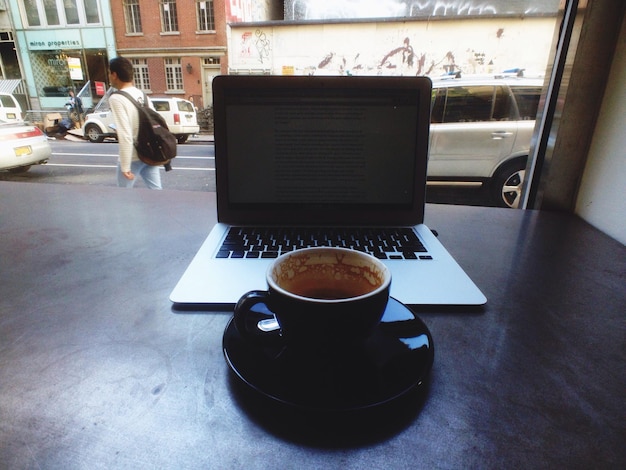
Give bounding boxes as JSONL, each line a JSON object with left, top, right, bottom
{"left": 0, "top": 79, "right": 24, "bottom": 94}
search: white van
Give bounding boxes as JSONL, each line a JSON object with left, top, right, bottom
{"left": 151, "top": 98, "right": 200, "bottom": 143}
{"left": 0, "top": 93, "right": 23, "bottom": 123}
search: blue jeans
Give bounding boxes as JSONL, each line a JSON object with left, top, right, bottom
{"left": 117, "top": 160, "right": 162, "bottom": 190}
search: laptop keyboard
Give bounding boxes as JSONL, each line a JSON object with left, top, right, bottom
{"left": 216, "top": 227, "right": 432, "bottom": 260}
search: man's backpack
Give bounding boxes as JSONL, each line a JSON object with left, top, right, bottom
{"left": 115, "top": 91, "right": 177, "bottom": 171}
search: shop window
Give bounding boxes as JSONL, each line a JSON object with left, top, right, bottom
{"left": 160, "top": 1, "right": 179, "bottom": 33}
{"left": 197, "top": 0, "right": 215, "bottom": 32}
{"left": 124, "top": 0, "right": 142, "bottom": 33}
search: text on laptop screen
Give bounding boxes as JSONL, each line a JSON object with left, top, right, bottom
{"left": 225, "top": 88, "right": 420, "bottom": 206}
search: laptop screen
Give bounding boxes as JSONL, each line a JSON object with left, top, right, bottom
{"left": 213, "top": 75, "right": 432, "bottom": 226}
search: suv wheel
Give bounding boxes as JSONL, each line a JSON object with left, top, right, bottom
{"left": 177, "top": 135, "right": 188, "bottom": 144}
{"left": 85, "top": 124, "right": 105, "bottom": 143}
{"left": 491, "top": 159, "right": 526, "bottom": 208}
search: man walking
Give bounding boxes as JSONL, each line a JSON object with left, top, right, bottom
{"left": 108, "top": 56, "right": 162, "bottom": 190}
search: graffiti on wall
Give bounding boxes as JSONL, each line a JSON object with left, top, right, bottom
{"left": 312, "top": 35, "right": 492, "bottom": 77}
{"left": 239, "top": 30, "right": 272, "bottom": 64}
{"left": 286, "top": 0, "right": 557, "bottom": 20}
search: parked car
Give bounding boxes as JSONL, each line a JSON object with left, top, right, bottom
{"left": 82, "top": 93, "right": 199, "bottom": 144}
{"left": 0, "top": 93, "right": 23, "bottom": 123}
{"left": 0, "top": 122, "right": 51, "bottom": 173}
{"left": 428, "top": 75, "right": 544, "bottom": 208}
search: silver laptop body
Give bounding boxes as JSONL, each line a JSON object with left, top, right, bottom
{"left": 170, "top": 75, "right": 486, "bottom": 307}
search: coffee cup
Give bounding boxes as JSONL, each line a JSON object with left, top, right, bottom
{"left": 233, "top": 247, "right": 391, "bottom": 348}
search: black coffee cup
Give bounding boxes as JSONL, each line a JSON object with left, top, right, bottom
{"left": 234, "top": 247, "right": 391, "bottom": 347}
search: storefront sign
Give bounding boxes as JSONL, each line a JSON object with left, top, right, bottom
{"left": 68, "top": 57, "right": 83, "bottom": 80}
{"left": 95, "top": 81, "right": 106, "bottom": 96}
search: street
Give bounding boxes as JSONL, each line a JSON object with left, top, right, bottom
{"left": 0, "top": 134, "right": 217, "bottom": 192}
{"left": 0, "top": 134, "right": 492, "bottom": 205}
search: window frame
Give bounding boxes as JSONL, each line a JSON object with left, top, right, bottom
{"left": 123, "top": 0, "right": 142, "bottom": 34}
{"left": 20, "top": 0, "right": 102, "bottom": 28}
{"left": 164, "top": 58, "right": 184, "bottom": 92}
{"left": 160, "top": 0, "right": 179, "bottom": 34}
{"left": 196, "top": 0, "right": 215, "bottom": 32}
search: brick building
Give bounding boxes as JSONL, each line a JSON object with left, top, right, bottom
{"left": 111, "top": 0, "right": 228, "bottom": 110}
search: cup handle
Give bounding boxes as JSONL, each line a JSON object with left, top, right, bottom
{"left": 233, "top": 290, "right": 282, "bottom": 345}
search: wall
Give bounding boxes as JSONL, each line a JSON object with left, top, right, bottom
{"left": 575, "top": 17, "right": 626, "bottom": 245}
{"left": 229, "top": 17, "right": 557, "bottom": 77}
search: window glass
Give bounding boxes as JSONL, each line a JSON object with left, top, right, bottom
{"left": 124, "top": 0, "right": 142, "bottom": 33}
{"left": 84, "top": 0, "right": 101, "bottom": 24}
{"left": 0, "top": 95, "right": 14, "bottom": 107}
{"left": 131, "top": 59, "right": 151, "bottom": 90}
{"left": 197, "top": 0, "right": 215, "bottom": 31}
{"left": 44, "top": 0, "right": 60, "bottom": 25}
{"left": 511, "top": 86, "right": 543, "bottom": 120}
{"left": 63, "top": 0, "right": 79, "bottom": 24}
{"left": 443, "top": 86, "right": 494, "bottom": 123}
{"left": 164, "top": 58, "right": 183, "bottom": 90}
{"left": 161, "top": 1, "right": 178, "bottom": 32}
{"left": 492, "top": 86, "right": 514, "bottom": 121}
{"left": 177, "top": 101, "right": 194, "bottom": 112}
{"left": 24, "top": 0, "right": 41, "bottom": 26}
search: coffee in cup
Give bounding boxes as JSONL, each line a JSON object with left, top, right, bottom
{"left": 233, "top": 247, "right": 391, "bottom": 347}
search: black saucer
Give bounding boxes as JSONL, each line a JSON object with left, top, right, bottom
{"left": 223, "top": 297, "right": 434, "bottom": 412}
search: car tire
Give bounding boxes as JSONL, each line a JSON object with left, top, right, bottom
{"left": 85, "top": 124, "right": 105, "bottom": 143}
{"left": 491, "top": 159, "right": 527, "bottom": 208}
{"left": 177, "top": 135, "right": 189, "bottom": 144}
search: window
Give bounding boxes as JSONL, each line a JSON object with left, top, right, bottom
{"left": 160, "top": 1, "right": 178, "bottom": 33}
{"left": 21, "top": 0, "right": 101, "bottom": 27}
{"left": 196, "top": 0, "right": 215, "bottom": 31}
{"left": 64, "top": 0, "right": 79, "bottom": 24}
{"left": 24, "top": 0, "right": 41, "bottom": 26}
{"left": 164, "top": 58, "right": 183, "bottom": 91}
{"left": 44, "top": 0, "right": 60, "bottom": 25}
{"left": 84, "top": 0, "right": 100, "bottom": 24}
{"left": 511, "top": 87, "right": 542, "bottom": 121}
{"left": 132, "top": 59, "right": 151, "bottom": 91}
{"left": 124, "top": 0, "right": 142, "bottom": 33}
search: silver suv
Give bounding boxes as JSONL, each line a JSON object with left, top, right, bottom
{"left": 428, "top": 75, "right": 543, "bottom": 207}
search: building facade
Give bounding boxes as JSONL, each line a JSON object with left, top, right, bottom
{"left": 9, "top": 0, "right": 116, "bottom": 111}
{"left": 111, "top": 0, "right": 228, "bottom": 110}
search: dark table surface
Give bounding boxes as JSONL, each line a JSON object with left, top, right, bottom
{"left": 1, "top": 181, "right": 624, "bottom": 469}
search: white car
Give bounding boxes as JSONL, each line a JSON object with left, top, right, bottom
{"left": 428, "top": 75, "right": 544, "bottom": 208}
{"left": 0, "top": 93, "right": 24, "bottom": 123}
{"left": 0, "top": 122, "right": 51, "bottom": 173}
{"left": 83, "top": 94, "right": 199, "bottom": 144}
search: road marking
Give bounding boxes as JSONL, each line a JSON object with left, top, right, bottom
{"left": 51, "top": 152, "right": 214, "bottom": 160}
{"left": 46, "top": 163, "right": 215, "bottom": 171}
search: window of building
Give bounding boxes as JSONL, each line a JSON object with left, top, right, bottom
{"left": 84, "top": 0, "right": 100, "bottom": 24}
{"left": 132, "top": 59, "right": 151, "bottom": 91}
{"left": 23, "top": 0, "right": 41, "bottom": 26}
{"left": 64, "top": 0, "right": 80, "bottom": 24}
{"left": 196, "top": 0, "right": 215, "bottom": 32}
{"left": 164, "top": 58, "right": 183, "bottom": 91}
{"left": 160, "top": 1, "right": 179, "bottom": 33}
{"left": 44, "top": 0, "right": 61, "bottom": 25}
{"left": 123, "top": 0, "right": 142, "bottom": 34}
{"left": 20, "top": 0, "right": 101, "bottom": 27}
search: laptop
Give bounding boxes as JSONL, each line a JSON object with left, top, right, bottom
{"left": 170, "top": 75, "right": 486, "bottom": 307}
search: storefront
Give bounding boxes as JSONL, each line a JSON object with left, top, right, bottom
{"left": 19, "top": 30, "right": 115, "bottom": 111}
